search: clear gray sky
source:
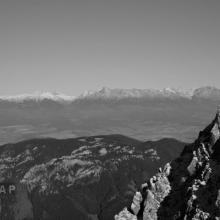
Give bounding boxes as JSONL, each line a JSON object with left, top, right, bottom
{"left": 0, "top": 0, "right": 220, "bottom": 95}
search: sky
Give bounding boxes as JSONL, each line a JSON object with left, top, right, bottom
{"left": 0, "top": 0, "right": 220, "bottom": 96}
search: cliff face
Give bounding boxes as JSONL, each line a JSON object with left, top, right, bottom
{"left": 115, "top": 109, "right": 220, "bottom": 220}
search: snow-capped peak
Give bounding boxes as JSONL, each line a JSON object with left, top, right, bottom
{"left": 78, "top": 87, "right": 192, "bottom": 100}
{"left": 161, "top": 87, "right": 193, "bottom": 97}
{"left": 192, "top": 86, "right": 220, "bottom": 100}
{"left": 0, "top": 91, "right": 76, "bottom": 103}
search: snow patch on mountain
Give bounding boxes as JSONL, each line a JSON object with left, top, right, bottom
{"left": 0, "top": 91, "right": 76, "bottom": 103}
{"left": 99, "top": 148, "right": 108, "bottom": 156}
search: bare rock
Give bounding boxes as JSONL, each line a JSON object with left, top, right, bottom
{"left": 131, "top": 192, "right": 142, "bottom": 215}
{"left": 114, "top": 208, "right": 137, "bottom": 220}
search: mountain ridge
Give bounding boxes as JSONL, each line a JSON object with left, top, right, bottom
{"left": 1, "top": 86, "right": 220, "bottom": 103}
{"left": 0, "top": 134, "right": 185, "bottom": 220}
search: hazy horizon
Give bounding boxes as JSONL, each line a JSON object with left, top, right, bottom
{"left": 0, "top": 85, "right": 219, "bottom": 97}
{"left": 1, "top": 0, "right": 220, "bottom": 96}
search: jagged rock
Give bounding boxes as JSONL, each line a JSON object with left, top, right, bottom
{"left": 131, "top": 192, "right": 142, "bottom": 215}
{"left": 187, "top": 154, "right": 198, "bottom": 176}
{"left": 141, "top": 182, "right": 148, "bottom": 191}
{"left": 163, "top": 163, "right": 171, "bottom": 176}
{"left": 115, "top": 109, "right": 220, "bottom": 220}
{"left": 143, "top": 190, "right": 159, "bottom": 220}
{"left": 115, "top": 208, "right": 137, "bottom": 220}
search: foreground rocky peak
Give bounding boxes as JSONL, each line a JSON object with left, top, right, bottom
{"left": 115, "top": 108, "right": 220, "bottom": 220}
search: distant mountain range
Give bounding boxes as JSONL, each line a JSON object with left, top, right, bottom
{"left": 1, "top": 86, "right": 220, "bottom": 102}
{"left": 0, "top": 86, "right": 219, "bottom": 145}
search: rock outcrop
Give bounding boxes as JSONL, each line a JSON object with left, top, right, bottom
{"left": 115, "top": 108, "right": 220, "bottom": 219}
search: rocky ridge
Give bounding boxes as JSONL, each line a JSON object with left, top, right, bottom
{"left": 115, "top": 108, "right": 220, "bottom": 219}
{"left": 0, "top": 135, "right": 184, "bottom": 220}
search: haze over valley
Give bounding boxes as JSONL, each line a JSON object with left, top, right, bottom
{"left": 0, "top": 86, "right": 219, "bottom": 145}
